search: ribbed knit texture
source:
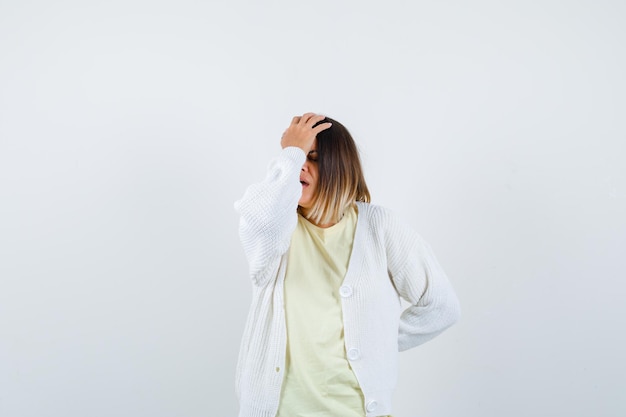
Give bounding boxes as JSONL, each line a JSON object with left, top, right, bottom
{"left": 234, "top": 147, "right": 461, "bottom": 417}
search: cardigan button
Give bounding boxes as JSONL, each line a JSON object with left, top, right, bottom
{"left": 366, "top": 400, "right": 378, "bottom": 412}
{"left": 339, "top": 285, "right": 353, "bottom": 297}
{"left": 347, "top": 348, "right": 360, "bottom": 360}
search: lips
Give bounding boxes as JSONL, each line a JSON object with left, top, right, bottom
{"left": 300, "top": 177, "right": 309, "bottom": 187}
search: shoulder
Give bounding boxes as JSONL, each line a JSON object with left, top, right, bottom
{"left": 355, "top": 202, "right": 422, "bottom": 246}
{"left": 355, "top": 201, "right": 404, "bottom": 227}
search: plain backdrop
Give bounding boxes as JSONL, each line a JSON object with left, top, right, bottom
{"left": 1, "top": 0, "right": 625, "bottom": 416}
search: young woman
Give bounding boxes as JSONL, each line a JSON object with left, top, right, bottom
{"left": 234, "top": 113, "right": 460, "bottom": 417}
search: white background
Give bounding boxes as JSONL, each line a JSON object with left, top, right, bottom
{"left": 1, "top": 0, "right": 625, "bottom": 416}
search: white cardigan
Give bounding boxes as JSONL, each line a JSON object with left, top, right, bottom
{"left": 234, "top": 147, "right": 460, "bottom": 417}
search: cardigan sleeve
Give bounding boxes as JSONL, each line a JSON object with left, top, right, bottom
{"left": 381, "top": 208, "right": 461, "bottom": 351}
{"left": 234, "top": 147, "right": 305, "bottom": 286}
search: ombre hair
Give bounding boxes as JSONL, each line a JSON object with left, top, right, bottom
{"left": 299, "top": 117, "right": 370, "bottom": 225}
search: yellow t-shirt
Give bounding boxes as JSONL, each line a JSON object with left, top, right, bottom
{"left": 276, "top": 205, "right": 366, "bottom": 417}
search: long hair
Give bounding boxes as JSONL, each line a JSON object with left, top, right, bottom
{"left": 300, "top": 117, "right": 370, "bottom": 225}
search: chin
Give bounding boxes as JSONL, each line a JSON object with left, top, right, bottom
{"left": 298, "top": 199, "right": 313, "bottom": 210}
{"left": 298, "top": 196, "right": 310, "bottom": 208}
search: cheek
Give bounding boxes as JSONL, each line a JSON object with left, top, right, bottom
{"left": 310, "top": 170, "right": 319, "bottom": 187}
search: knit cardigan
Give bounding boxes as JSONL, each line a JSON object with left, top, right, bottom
{"left": 234, "top": 147, "right": 461, "bottom": 417}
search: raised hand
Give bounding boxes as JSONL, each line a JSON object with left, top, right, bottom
{"left": 280, "top": 113, "right": 332, "bottom": 152}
